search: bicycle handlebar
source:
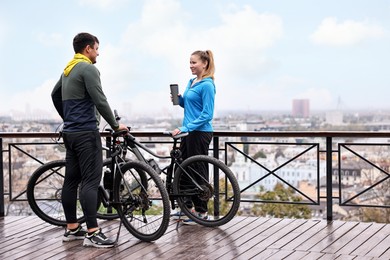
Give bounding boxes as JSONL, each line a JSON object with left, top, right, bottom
{"left": 162, "top": 131, "right": 189, "bottom": 139}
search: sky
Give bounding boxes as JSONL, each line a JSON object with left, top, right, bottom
{"left": 1, "top": 0, "right": 390, "bottom": 119}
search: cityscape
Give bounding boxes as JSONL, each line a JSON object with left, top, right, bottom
{"left": 1, "top": 99, "right": 390, "bottom": 223}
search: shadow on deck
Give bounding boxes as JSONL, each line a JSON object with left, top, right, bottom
{"left": 1, "top": 216, "right": 390, "bottom": 259}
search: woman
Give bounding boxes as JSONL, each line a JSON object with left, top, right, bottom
{"left": 171, "top": 50, "right": 216, "bottom": 225}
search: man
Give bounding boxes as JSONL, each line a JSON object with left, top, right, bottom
{"left": 51, "top": 32, "right": 127, "bottom": 248}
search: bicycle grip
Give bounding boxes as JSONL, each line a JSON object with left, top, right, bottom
{"left": 114, "top": 109, "right": 120, "bottom": 121}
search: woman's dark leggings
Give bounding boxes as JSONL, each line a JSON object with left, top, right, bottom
{"left": 62, "top": 130, "right": 102, "bottom": 229}
{"left": 179, "top": 131, "right": 212, "bottom": 213}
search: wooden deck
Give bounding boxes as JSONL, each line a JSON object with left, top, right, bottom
{"left": 1, "top": 216, "right": 390, "bottom": 260}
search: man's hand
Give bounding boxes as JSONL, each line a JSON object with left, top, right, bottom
{"left": 115, "top": 123, "right": 128, "bottom": 132}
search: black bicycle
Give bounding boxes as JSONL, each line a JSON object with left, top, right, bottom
{"left": 28, "top": 110, "right": 240, "bottom": 231}
{"left": 27, "top": 129, "right": 171, "bottom": 242}
{"left": 112, "top": 112, "right": 241, "bottom": 227}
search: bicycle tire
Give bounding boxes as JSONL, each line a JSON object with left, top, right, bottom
{"left": 114, "top": 160, "right": 170, "bottom": 242}
{"left": 27, "top": 159, "right": 119, "bottom": 226}
{"left": 173, "top": 155, "right": 240, "bottom": 227}
{"left": 27, "top": 160, "right": 84, "bottom": 226}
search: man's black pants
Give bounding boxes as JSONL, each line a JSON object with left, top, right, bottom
{"left": 62, "top": 130, "right": 102, "bottom": 229}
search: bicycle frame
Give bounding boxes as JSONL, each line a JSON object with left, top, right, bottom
{"left": 112, "top": 130, "right": 213, "bottom": 210}
{"left": 102, "top": 131, "right": 153, "bottom": 207}
{"left": 104, "top": 121, "right": 240, "bottom": 227}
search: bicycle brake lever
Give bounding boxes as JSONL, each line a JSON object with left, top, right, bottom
{"left": 114, "top": 109, "right": 121, "bottom": 121}
{"left": 57, "top": 131, "right": 62, "bottom": 142}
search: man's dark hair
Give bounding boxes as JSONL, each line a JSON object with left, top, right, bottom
{"left": 73, "top": 32, "right": 99, "bottom": 53}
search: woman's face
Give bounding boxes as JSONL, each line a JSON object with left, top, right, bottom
{"left": 190, "top": 54, "right": 207, "bottom": 77}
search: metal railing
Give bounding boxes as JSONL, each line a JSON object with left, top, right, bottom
{"left": 1, "top": 131, "right": 390, "bottom": 220}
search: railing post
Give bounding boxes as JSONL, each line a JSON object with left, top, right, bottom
{"left": 0, "top": 138, "right": 4, "bottom": 217}
{"left": 105, "top": 135, "right": 111, "bottom": 159}
{"left": 213, "top": 136, "right": 219, "bottom": 160}
{"left": 326, "top": 136, "right": 333, "bottom": 221}
{"left": 213, "top": 136, "right": 219, "bottom": 217}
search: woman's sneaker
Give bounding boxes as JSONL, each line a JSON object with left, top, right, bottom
{"left": 182, "top": 212, "right": 208, "bottom": 225}
{"left": 62, "top": 225, "right": 87, "bottom": 242}
{"left": 170, "top": 211, "right": 189, "bottom": 220}
{"left": 83, "top": 228, "right": 115, "bottom": 248}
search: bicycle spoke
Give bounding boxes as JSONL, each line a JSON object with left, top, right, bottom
{"left": 173, "top": 155, "right": 240, "bottom": 227}
{"left": 114, "top": 161, "right": 170, "bottom": 242}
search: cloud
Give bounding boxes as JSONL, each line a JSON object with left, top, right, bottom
{"left": 3, "top": 79, "right": 58, "bottom": 118}
{"left": 0, "top": 17, "right": 8, "bottom": 46}
{"left": 310, "top": 17, "right": 385, "bottom": 46}
{"left": 34, "top": 32, "right": 65, "bottom": 47}
{"left": 77, "top": 0, "right": 131, "bottom": 10}
{"left": 97, "top": 2, "right": 284, "bottom": 115}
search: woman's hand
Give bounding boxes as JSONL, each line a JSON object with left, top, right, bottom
{"left": 171, "top": 128, "right": 181, "bottom": 136}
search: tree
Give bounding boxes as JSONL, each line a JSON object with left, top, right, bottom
{"left": 251, "top": 182, "right": 312, "bottom": 219}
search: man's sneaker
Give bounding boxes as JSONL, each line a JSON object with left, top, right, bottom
{"left": 182, "top": 212, "right": 208, "bottom": 225}
{"left": 170, "top": 211, "right": 189, "bottom": 220}
{"left": 62, "top": 225, "right": 87, "bottom": 242}
{"left": 83, "top": 228, "right": 115, "bottom": 248}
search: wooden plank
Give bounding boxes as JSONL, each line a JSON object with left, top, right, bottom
{"left": 206, "top": 218, "right": 272, "bottom": 259}
{"left": 365, "top": 229, "right": 390, "bottom": 258}
{"left": 298, "top": 251, "right": 324, "bottom": 259}
{"left": 336, "top": 222, "right": 385, "bottom": 256}
{"left": 351, "top": 257, "right": 375, "bottom": 260}
{"left": 263, "top": 249, "right": 294, "bottom": 259}
{"left": 221, "top": 217, "right": 282, "bottom": 248}
{"left": 351, "top": 224, "right": 390, "bottom": 257}
{"left": 321, "top": 222, "right": 372, "bottom": 254}
{"left": 242, "top": 218, "right": 306, "bottom": 249}
{"left": 235, "top": 218, "right": 291, "bottom": 247}
{"left": 292, "top": 220, "right": 346, "bottom": 251}
{"left": 201, "top": 216, "right": 258, "bottom": 246}
{"left": 282, "top": 250, "right": 310, "bottom": 259}
{"left": 237, "top": 246, "right": 273, "bottom": 259}
{"left": 377, "top": 246, "right": 390, "bottom": 259}
{"left": 333, "top": 255, "right": 358, "bottom": 260}
{"left": 184, "top": 218, "right": 254, "bottom": 260}
{"left": 307, "top": 221, "right": 360, "bottom": 253}
{"left": 214, "top": 243, "right": 254, "bottom": 260}
{"left": 268, "top": 219, "right": 320, "bottom": 249}
{"left": 281, "top": 220, "right": 338, "bottom": 251}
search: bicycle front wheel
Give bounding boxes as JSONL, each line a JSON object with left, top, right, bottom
{"left": 173, "top": 155, "right": 240, "bottom": 227}
{"left": 27, "top": 160, "right": 84, "bottom": 226}
{"left": 114, "top": 160, "right": 170, "bottom": 242}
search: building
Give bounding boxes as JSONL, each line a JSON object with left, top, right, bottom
{"left": 292, "top": 99, "right": 310, "bottom": 118}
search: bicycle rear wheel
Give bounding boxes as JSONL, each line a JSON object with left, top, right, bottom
{"left": 114, "top": 160, "right": 170, "bottom": 242}
{"left": 27, "top": 159, "right": 119, "bottom": 226}
{"left": 27, "top": 160, "right": 84, "bottom": 226}
{"left": 173, "top": 155, "right": 240, "bottom": 227}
